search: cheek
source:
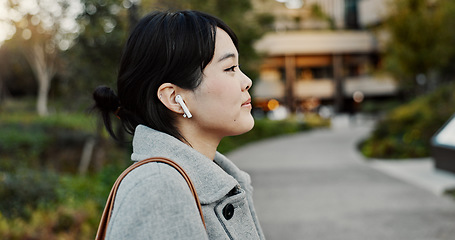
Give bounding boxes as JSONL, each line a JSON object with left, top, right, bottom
{"left": 203, "top": 76, "right": 239, "bottom": 105}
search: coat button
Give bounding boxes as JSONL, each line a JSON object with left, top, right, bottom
{"left": 222, "top": 204, "right": 234, "bottom": 220}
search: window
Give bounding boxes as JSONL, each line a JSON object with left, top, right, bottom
{"left": 345, "top": 0, "right": 359, "bottom": 29}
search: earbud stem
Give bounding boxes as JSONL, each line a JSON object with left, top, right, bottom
{"left": 175, "top": 95, "right": 192, "bottom": 119}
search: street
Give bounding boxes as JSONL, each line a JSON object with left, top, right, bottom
{"left": 228, "top": 118, "right": 455, "bottom": 240}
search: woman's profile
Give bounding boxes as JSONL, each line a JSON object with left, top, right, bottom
{"left": 92, "top": 10, "right": 265, "bottom": 239}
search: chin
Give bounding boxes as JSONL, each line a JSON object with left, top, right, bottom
{"left": 245, "top": 115, "right": 255, "bottom": 132}
{"left": 235, "top": 115, "right": 255, "bottom": 136}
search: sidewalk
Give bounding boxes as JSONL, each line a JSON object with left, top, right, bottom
{"left": 335, "top": 114, "right": 455, "bottom": 195}
{"left": 369, "top": 158, "right": 455, "bottom": 195}
{"left": 227, "top": 115, "right": 455, "bottom": 240}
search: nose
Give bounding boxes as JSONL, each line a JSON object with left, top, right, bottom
{"left": 241, "top": 71, "right": 252, "bottom": 91}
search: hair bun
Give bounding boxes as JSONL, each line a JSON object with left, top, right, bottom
{"left": 93, "top": 85, "right": 120, "bottom": 112}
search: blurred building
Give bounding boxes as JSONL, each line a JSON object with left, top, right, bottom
{"left": 252, "top": 0, "right": 397, "bottom": 114}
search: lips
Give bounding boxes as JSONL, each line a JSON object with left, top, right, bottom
{"left": 241, "top": 98, "right": 252, "bottom": 107}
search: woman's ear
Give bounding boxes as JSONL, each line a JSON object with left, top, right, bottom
{"left": 157, "top": 83, "right": 185, "bottom": 115}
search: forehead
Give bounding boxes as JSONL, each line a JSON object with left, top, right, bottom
{"left": 214, "top": 27, "right": 238, "bottom": 59}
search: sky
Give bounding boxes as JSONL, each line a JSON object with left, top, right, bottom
{"left": 0, "top": 0, "right": 16, "bottom": 45}
{"left": 0, "top": 0, "right": 83, "bottom": 47}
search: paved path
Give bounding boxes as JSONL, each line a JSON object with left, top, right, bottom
{"left": 227, "top": 119, "right": 455, "bottom": 240}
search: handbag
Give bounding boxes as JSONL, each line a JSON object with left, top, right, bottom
{"left": 95, "top": 157, "right": 206, "bottom": 240}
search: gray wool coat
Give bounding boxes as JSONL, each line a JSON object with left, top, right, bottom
{"left": 105, "top": 125, "right": 265, "bottom": 240}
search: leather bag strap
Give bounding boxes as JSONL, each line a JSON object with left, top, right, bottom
{"left": 95, "top": 157, "right": 206, "bottom": 240}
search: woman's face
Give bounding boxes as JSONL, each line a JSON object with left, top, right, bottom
{"left": 185, "top": 28, "right": 254, "bottom": 140}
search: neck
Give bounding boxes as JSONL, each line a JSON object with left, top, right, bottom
{"left": 185, "top": 136, "right": 219, "bottom": 160}
{"left": 178, "top": 124, "right": 221, "bottom": 161}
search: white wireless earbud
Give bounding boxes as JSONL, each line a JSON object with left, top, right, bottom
{"left": 175, "top": 95, "right": 192, "bottom": 118}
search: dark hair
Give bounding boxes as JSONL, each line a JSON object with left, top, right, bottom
{"left": 93, "top": 10, "right": 238, "bottom": 140}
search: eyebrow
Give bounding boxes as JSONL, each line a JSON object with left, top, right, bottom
{"left": 217, "top": 53, "right": 236, "bottom": 62}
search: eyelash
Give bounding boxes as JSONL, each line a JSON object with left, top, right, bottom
{"left": 225, "top": 65, "right": 239, "bottom": 72}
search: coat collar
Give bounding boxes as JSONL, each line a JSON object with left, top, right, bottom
{"left": 130, "top": 125, "right": 239, "bottom": 204}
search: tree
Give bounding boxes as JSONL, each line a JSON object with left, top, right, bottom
{"left": 2, "top": 0, "right": 82, "bottom": 115}
{"left": 0, "top": 43, "right": 36, "bottom": 101}
{"left": 62, "top": 0, "right": 132, "bottom": 110}
{"left": 382, "top": 0, "right": 455, "bottom": 96}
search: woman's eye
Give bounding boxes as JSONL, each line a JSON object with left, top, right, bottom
{"left": 225, "top": 65, "right": 238, "bottom": 72}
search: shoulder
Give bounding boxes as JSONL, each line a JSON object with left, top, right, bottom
{"left": 106, "top": 162, "right": 207, "bottom": 239}
{"left": 115, "top": 161, "right": 194, "bottom": 207}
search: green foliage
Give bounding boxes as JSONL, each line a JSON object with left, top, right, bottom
{"left": 382, "top": 0, "right": 455, "bottom": 91}
{"left": 360, "top": 82, "right": 455, "bottom": 159}
{"left": 0, "top": 112, "right": 97, "bottom": 170}
{"left": 300, "top": 113, "right": 331, "bottom": 128}
{"left": 0, "top": 123, "right": 50, "bottom": 165}
{"left": 0, "top": 49, "right": 36, "bottom": 98}
{"left": 218, "top": 118, "right": 311, "bottom": 153}
{"left": 361, "top": 99, "right": 403, "bottom": 114}
{"left": 0, "top": 201, "right": 99, "bottom": 240}
{"left": 0, "top": 112, "right": 97, "bottom": 132}
{"left": 62, "top": 0, "right": 131, "bottom": 110}
{"left": 0, "top": 169, "right": 59, "bottom": 219}
{"left": 0, "top": 111, "right": 128, "bottom": 237}
{"left": 57, "top": 163, "right": 126, "bottom": 209}
{"left": 309, "top": 3, "right": 335, "bottom": 29}
{"left": 446, "top": 188, "right": 455, "bottom": 201}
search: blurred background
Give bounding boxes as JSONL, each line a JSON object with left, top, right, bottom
{"left": 0, "top": 0, "right": 455, "bottom": 239}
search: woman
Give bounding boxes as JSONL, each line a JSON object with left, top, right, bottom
{"left": 93, "top": 10, "right": 265, "bottom": 239}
